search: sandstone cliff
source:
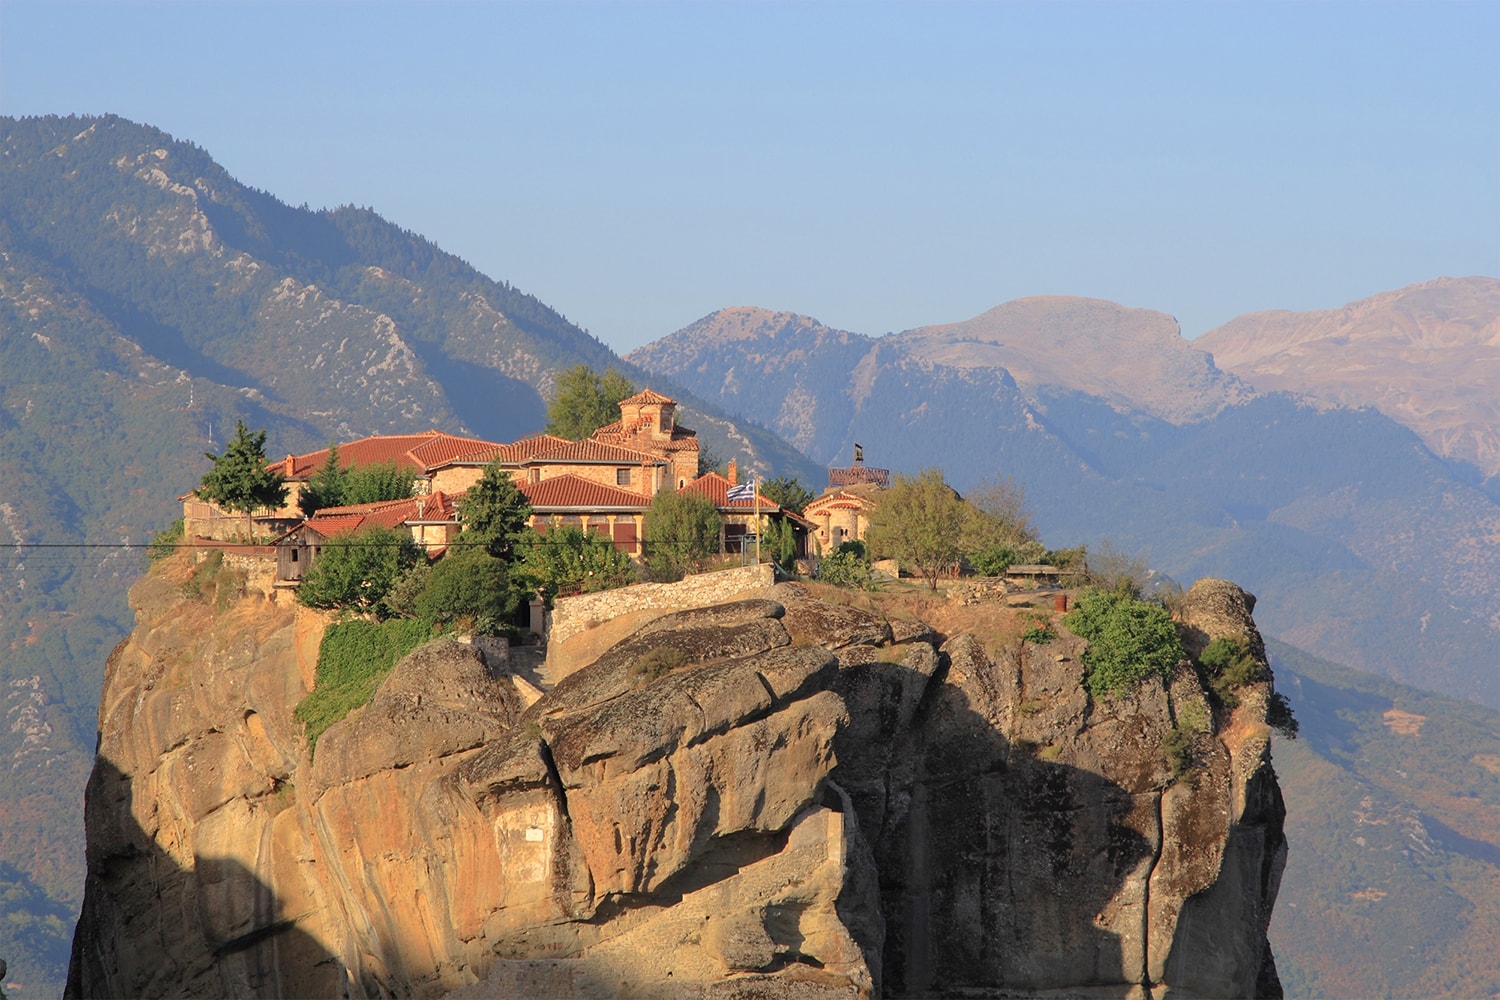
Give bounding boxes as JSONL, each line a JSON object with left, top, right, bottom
{"left": 68, "top": 557, "right": 1285, "bottom": 998}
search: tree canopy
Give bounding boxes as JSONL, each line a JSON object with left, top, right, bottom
{"left": 761, "top": 475, "right": 814, "bottom": 514}
{"left": 643, "top": 490, "right": 721, "bottom": 580}
{"left": 518, "top": 525, "right": 635, "bottom": 603}
{"left": 196, "top": 419, "right": 288, "bottom": 539}
{"left": 962, "top": 475, "right": 1044, "bottom": 575}
{"left": 298, "top": 443, "right": 349, "bottom": 516}
{"left": 546, "top": 364, "right": 636, "bottom": 439}
{"left": 413, "top": 546, "right": 518, "bottom": 635}
{"left": 295, "top": 526, "right": 422, "bottom": 612}
{"left": 865, "top": 468, "right": 968, "bottom": 589}
{"left": 762, "top": 516, "right": 798, "bottom": 567}
{"left": 456, "top": 460, "right": 533, "bottom": 560}
{"left": 344, "top": 460, "right": 417, "bottom": 506}
{"left": 299, "top": 449, "right": 416, "bottom": 516}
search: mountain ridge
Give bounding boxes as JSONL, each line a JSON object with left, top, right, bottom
{"left": 894, "top": 294, "right": 1255, "bottom": 423}
{"left": 1198, "top": 275, "right": 1500, "bottom": 483}
{"left": 629, "top": 292, "right": 1500, "bottom": 715}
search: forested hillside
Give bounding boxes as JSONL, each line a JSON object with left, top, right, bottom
{"left": 1268, "top": 640, "right": 1500, "bottom": 999}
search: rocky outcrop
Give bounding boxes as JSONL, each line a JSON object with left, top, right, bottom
{"left": 69, "top": 558, "right": 1285, "bottom": 998}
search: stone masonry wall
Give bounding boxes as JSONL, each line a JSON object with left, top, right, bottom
{"left": 547, "top": 564, "right": 774, "bottom": 646}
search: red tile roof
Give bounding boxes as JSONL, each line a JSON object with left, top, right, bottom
{"left": 301, "top": 491, "right": 458, "bottom": 536}
{"left": 519, "top": 475, "right": 652, "bottom": 510}
{"left": 444, "top": 434, "right": 574, "bottom": 467}
{"left": 658, "top": 429, "right": 700, "bottom": 452}
{"left": 618, "top": 389, "right": 676, "bottom": 406}
{"left": 273, "top": 432, "right": 506, "bottom": 479}
{"left": 526, "top": 439, "right": 666, "bottom": 465}
{"left": 594, "top": 419, "right": 700, "bottom": 452}
{"left": 804, "top": 489, "right": 881, "bottom": 515}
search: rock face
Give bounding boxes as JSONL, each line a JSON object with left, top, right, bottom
{"left": 68, "top": 559, "right": 1285, "bottom": 998}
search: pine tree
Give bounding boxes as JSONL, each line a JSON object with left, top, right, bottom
{"left": 196, "top": 419, "right": 288, "bottom": 540}
{"left": 456, "top": 460, "right": 533, "bottom": 560}
{"left": 298, "top": 443, "right": 350, "bottom": 516}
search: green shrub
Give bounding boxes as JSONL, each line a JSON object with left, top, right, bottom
{"left": 414, "top": 547, "right": 518, "bottom": 635}
{"left": 148, "top": 516, "right": 185, "bottom": 562}
{"left": 294, "top": 617, "right": 433, "bottom": 756}
{"left": 1063, "top": 587, "right": 1184, "bottom": 698}
{"left": 1199, "top": 635, "right": 1268, "bottom": 708}
{"left": 1162, "top": 725, "right": 1195, "bottom": 778}
{"left": 763, "top": 516, "right": 799, "bottom": 569}
{"left": 517, "top": 525, "right": 635, "bottom": 603}
{"left": 1200, "top": 636, "right": 1265, "bottom": 684}
{"left": 969, "top": 545, "right": 1021, "bottom": 577}
{"left": 642, "top": 491, "right": 721, "bottom": 581}
{"left": 1020, "top": 612, "right": 1055, "bottom": 645}
{"left": 817, "top": 543, "right": 873, "bottom": 589}
{"left": 380, "top": 561, "right": 433, "bottom": 620}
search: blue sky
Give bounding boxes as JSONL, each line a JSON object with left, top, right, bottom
{"left": 3, "top": 1, "right": 1496, "bottom": 352}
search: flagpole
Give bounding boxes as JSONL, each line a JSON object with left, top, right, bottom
{"left": 754, "top": 473, "right": 761, "bottom": 566}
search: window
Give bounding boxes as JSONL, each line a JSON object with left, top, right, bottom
{"left": 617, "top": 468, "right": 632, "bottom": 486}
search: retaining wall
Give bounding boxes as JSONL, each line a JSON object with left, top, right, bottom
{"left": 548, "top": 563, "right": 775, "bottom": 646}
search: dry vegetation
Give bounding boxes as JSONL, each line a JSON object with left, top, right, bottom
{"left": 794, "top": 578, "right": 1054, "bottom": 659}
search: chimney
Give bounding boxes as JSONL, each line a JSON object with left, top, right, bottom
{"left": 286, "top": 454, "right": 296, "bottom": 476}
{"left": 727, "top": 459, "right": 738, "bottom": 484}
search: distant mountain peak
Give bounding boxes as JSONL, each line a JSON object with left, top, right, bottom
{"left": 1199, "top": 276, "right": 1500, "bottom": 479}
{"left": 895, "top": 294, "right": 1253, "bottom": 424}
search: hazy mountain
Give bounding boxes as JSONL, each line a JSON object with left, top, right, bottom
{"left": 628, "top": 303, "right": 1500, "bottom": 713}
{"left": 897, "top": 295, "right": 1256, "bottom": 422}
{"left": 1199, "top": 276, "right": 1500, "bottom": 486}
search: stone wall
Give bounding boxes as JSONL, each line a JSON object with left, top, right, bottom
{"left": 547, "top": 563, "right": 775, "bottom": 646}
{"left": 190, "top": 541, "right": 279, "bottom": 598}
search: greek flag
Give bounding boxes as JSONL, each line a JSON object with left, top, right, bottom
{"left": 725, "top": 481, "right": 756, "bottom": 503}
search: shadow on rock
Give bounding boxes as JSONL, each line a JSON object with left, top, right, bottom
{"left": 65, "top": 758, "right": 344, "bottom": 999}
{"left": 829, "top": 638, "right": 1153, "bottom": 997}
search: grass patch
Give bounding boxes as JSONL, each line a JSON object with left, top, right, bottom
{"left": 180, "top": 549, "right": 246, "bottom": 610}
{"left": 294, "top": 617, "right": 434, "bottom": 757}
{"left": 1162, "top": 725, "right": 1195, "bottom": 778}
{"left": 631, "top": 646, "right": 690, "bottom": 682}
